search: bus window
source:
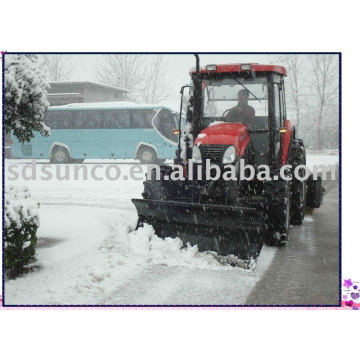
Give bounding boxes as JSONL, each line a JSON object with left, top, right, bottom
{"left": 131, "top": 109, "right": 156, "bottom": 128}
{"left": 76, "top": 111, "right": 89, "bottom": 129}
{"left": 72, "top": 111, "right": 81, "bottom": 128}
{"left": 85, "top": 110, "right": 103, "bottom": 129}
{"left": 116, "top": 109, "right": 131, "bottom": 128}
{"left": 63, "top": 112, "right": 74, "bottom": 129}
{"left": 102, "top": 110, "right": 117, "bottom": 129}
{"left": 100, "top": 110, "right": 131, "bottom": 129}
{"left": 44, "top": 111, "right": 55, "bottom": 128}
{"left": 153, "top": 109, "right": 177, "bottom": 143}
{"left": 45, "top": 110, "right": 73, "bottom": 129}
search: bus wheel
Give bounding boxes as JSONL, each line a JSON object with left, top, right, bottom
{"left": 51, "top": 146, "right": 70, "bottom": 164}
{"left": 138, "top": 147, "right": 157, "bottom": 164}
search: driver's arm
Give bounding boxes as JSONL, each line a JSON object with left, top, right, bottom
{"left": 247, "top": 106, "right": 255, "bottom": 118}
{"left": 241, "top": 106, "right": 255, "bottom": 129}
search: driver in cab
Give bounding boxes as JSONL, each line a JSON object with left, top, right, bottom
{"left": 224, "top": 89, "right": 255, "bottom": 128}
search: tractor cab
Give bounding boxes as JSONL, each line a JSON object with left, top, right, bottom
{"left": 181, "top": 63, "right": 288, "bottom": 168}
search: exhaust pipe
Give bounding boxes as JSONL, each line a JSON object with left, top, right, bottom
{"left": 194, "top": 54, "right": 200, "bottom": 75}
{"left": 192, "top": 54, "right": 202, "bottom": 139}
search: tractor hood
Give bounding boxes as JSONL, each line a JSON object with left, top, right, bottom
{"left": 194, "top": 122, "right": 250, "bottom": 156}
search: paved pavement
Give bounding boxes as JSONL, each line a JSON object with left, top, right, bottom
{"left": 245, "top": 179, "right": 340, "bottom": 305}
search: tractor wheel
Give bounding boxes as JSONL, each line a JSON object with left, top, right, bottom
{"left": 307, "top": 176, "right": 323, "bottom": 208}
{"left": 51, "top": 146, "right": 70, "bottom": 164}
{"left": 290, "top": 178, "right": 306, "bottom": 225}
{"left": 265, "top": 181, "right": 291, "bottom": 247}
{"left": 138, "top": 147, "right": 157, "bottom": 164}
{"left": 143, "top": 165, "right": 175, "bottom": 201}
{"left": 290, "top": 147, "right": 306, "bottom": 225}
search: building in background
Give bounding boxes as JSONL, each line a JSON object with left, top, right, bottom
{"left": 47, "top": 81, "right": 129, "bottom": 106}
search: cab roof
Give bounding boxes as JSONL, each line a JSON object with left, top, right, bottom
{"left": 190, "top": 63, "right": 287, "bottom": 77}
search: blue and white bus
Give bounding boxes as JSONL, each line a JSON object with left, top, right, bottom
{"left": 10, "top": 102, "right": 179, "bottom": 163}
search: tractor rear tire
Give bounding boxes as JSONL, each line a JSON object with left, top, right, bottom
{"left": 265, "top": 181, "right": 291, "bottom": 247}
{"left": 307, "top": 176, "right": 323, "bottom": 208}
{"left": 290, "top": 178, "right": 306, "bottom": 225}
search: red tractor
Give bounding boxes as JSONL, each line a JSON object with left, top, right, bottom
{"left": 132, "top": 55, "right": 323, "bottom": 267}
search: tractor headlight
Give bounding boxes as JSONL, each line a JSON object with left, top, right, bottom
{"left": 192, "top": 146, "right": 202, "bottom": 163}
{"left": 222, "top": 146, "right": 236, "bottom": 164}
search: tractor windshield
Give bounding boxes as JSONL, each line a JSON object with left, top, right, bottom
{"left": 202, "top": 76, "right": 268, "bottom": 130}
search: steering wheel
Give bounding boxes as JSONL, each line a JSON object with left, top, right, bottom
{"left": 221, "top": 108, "right": 232, "bottom": 119}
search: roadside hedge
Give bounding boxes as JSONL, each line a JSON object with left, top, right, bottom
{"left": 5, "top": 186, "right": 39, "bottom": 277}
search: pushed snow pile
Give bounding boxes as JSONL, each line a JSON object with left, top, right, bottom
{"left": 102, "top": 221, "right": 228, "bottom": 270}
{"left": 5, "top": 210, "right": 236, "bottom": 305}
{"left": 5, "top": 186, "right": 39, "bottom": 277}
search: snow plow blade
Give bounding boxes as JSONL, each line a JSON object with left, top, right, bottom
{"left": 132, "top": 199, "right": 265, "bottom": 262}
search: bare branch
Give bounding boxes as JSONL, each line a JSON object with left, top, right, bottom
{"left": 96, "top": 55, "right": 147, "bottom": 100}
{"left": 140, "top": 55, "right": 170, "bottom": 104}
{"left": 40, "top": 55, "right": 74, "bottom": 82}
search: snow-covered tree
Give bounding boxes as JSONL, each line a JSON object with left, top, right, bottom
{"left": 5, "top": 186, "right": 40, "bottom": 277}
{"left": 5, "top": 54, "right": 50, "bottom": 143}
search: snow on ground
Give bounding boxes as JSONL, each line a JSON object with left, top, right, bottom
{"left": 3, "top": 152, "right": 338, "bottom": 305}
{"left": 5, "top": 206, "right": 239, "bottom": 305}
{"left": 4, "top": 200, "right": 276, "bottom": 305}
{"left": 306, "top": 153, "right": 339, "bottom": 173}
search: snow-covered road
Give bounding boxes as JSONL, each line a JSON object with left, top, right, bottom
{"left": 4, "top": 154, "right": 339, "bottom": 305}
{"left": 5, "top": 203, "right": 277, "bottom": 305}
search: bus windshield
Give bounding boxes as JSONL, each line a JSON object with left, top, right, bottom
{"left": 153, "top": 109, "right": 178, "bottom": 144}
